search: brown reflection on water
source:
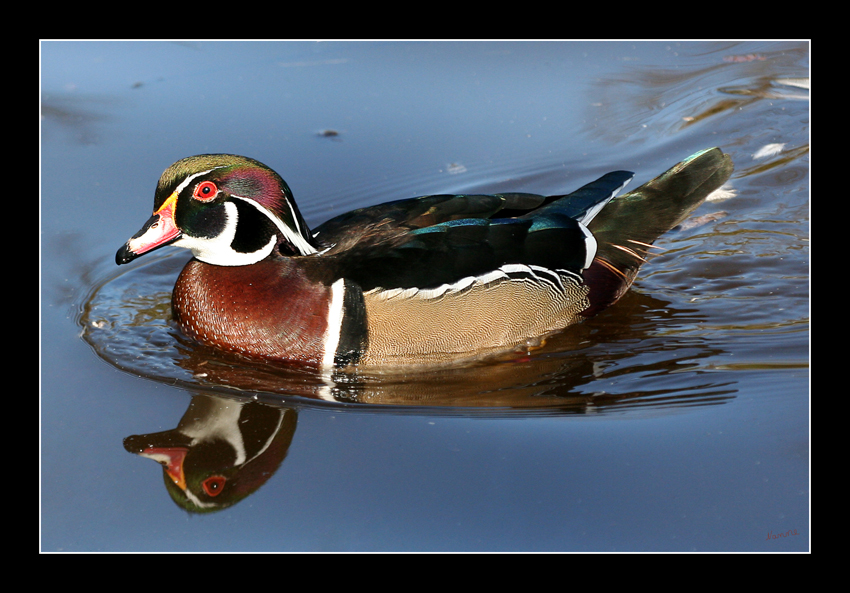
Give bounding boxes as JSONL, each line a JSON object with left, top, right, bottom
{"left": 582, "top": 44, "right": 808, "bottom": 144}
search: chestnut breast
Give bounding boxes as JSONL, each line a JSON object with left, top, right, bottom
{"left": 171, "top": 257, "right": 332, "bottom": 365}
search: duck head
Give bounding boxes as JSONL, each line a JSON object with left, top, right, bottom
{"left": 116, "top": 154, "right": 317, "bottom": 266}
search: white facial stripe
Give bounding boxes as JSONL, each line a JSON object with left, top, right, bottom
{"left": 183, "top": 488, "right": 218, "bottom": 509}
{"left": 283, "top": 194, "right": 307, "bottom": 241}
{"left": 231, "top": 195, "right": 317, "bottom": 256}
{"left": 175, "top": 167, "right": 227, "bottom": 195}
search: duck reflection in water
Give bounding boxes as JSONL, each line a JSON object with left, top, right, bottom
{"left": 124, "top": 395, "right": 296, "bottom": 513}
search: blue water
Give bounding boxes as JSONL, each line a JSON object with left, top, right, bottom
{"left": 41, "top": 41, "right": 808, "bottom": 551}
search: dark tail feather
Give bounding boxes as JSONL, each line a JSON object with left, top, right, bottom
{"left": 582, "top": 147, "right": 734, "bottom": 316}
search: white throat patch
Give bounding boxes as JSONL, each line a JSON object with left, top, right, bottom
{"left": 176, "top": 201, "right": 276, "bottom": 266}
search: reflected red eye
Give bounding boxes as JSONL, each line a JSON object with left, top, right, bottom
{"left": 193, "top": 181, "right": 218, "bottom": 201}
{"left": 202, "top": 475, "right": 226, "bottom": 497}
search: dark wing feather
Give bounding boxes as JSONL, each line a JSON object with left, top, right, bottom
{"left": 311, "top": 193, "right": 548, "bottom": 251}
{"left": 310, "top": 176, "right": 631, "bottom": 292}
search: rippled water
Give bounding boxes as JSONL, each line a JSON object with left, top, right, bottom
{"left": 42, "top": 41, "right": 808, "bottom": 551}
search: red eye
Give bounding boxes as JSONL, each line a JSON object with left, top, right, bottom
{"left": 202, "top": 475, "right": 226, "bottom": 497}
{"left": 193, "top": 181, "right": 218, "bottom": 201}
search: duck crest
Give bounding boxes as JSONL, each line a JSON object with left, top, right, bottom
{"left": 117, "top": 148, "right": 734, "bottom": 368}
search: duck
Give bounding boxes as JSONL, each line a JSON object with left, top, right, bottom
{"left": 123, "top": 395, "right": 296, "bottom": 513}
{"left": 116, "top": 148, "right": 733, "bottom": 369}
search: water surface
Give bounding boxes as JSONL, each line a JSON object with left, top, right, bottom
{"left": 42, "top": 41, "right": 809, "bottom": 551}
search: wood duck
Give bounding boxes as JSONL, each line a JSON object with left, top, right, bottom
{"left": 116, "top": 148, "right": 733, "bottom": 368}
{"left": 124, "top": 396, "right": 297, "bottom": 513}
